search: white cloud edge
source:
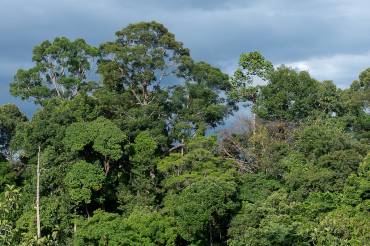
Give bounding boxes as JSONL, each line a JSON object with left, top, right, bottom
{"left": 218, "top": 51, "right": 370, "bottom": 88}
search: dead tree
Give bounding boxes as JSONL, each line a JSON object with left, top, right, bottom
{"left": 36, "top": 146, "right": 41, "bottom": 239}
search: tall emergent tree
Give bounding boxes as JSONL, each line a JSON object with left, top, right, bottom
{"left": 98, "top": 21, "right": 192, "bottom": 105}
{"left": 10, "top": 37, "right": 98, "bottom": 104}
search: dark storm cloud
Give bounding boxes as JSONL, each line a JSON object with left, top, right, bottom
{"left": 1, "top": 0, "right": 370, "bottom": 115}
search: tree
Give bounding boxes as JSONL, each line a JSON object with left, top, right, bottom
{"left": 164, "top": 176, "right": 237, "bottom": 244}
{"left": 342, "top": 153, "right": 370, "bottom": 206}
{"left": 129, "top": 131, "right": 158, "bottom": 199}
{"left": 158, "top": 135, "right": 236, "bottom": 192}
{"left": 343, "top": 68, "right": 370, "bottom": 143}
{"left": 0, "top": 185, "right": 21, "bottom": 245}
{"left": 316, "top": 80, "right": 345, "bottom": 116}
{"left": 64, "top": 160, "right": 105, "bottom": 223}
{"left": 10, "top": 37, "right": 98, "bottom": 104}
{"left": 230, "top": 51, "right": 273, "bottom": 102}
{"left": 64, "top": 117, "right": 127, "bottom": 175}
{"left": 0, "top": 104, "right": 27, "bottom": 160}
{"left": 312, "top": 205, "right": 370, "bottom": 245}
{"left": 159, "top": 136, "right": 238, "bottom": 244}
{"left": 350, "top": 68, "right": 370, "bottom": 108}
{"left": 294, "top": 120, "right": 360, "bottom": 160}
{"left": 253, "top": 66, "right": 321, "bottom": 121}
{"left": 228, "top": 189, "right": 309, "bottom": 246}
{"left": 36, "top": 146, "right": 41, "bottom": 239}
{"left": 64, "top": 161, "right": 105, "bottom": 206}
{"left": 3, "top": 21, "right": 370, "bottom": 246}
{"left": 75, "top": 208, "right": 176, "bottom": 245}
{"left": 98, "top": 21, "right": 192, "bottom": 105}
{"left": 314, "top": 153, "right": 370, "bottom": 246}
{"left": 231, "top": 52, "right": 348, "bottom": 123}
{"left": 0, "top": 162, "right": 17, "bottom": 192}
{"left": 220, "top": 121, "right": 290, "bottom": 175}
{"left": 168, "top": 62, "right": 233, "bottom": 143}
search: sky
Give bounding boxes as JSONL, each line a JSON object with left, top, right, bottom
{"left": 1, "top": 0, "right": 370, "bottom": 117}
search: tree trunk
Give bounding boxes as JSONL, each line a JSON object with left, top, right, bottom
{"left": 85, "top": 203, "right": 90, "bottom": 219}
{"left": 51, "top": 75, "right": 62, "bottom": 98}
{"left": 36, "top": 146, "right": 41, "bottom": 239}
{"left": 73, "top": 208, "right": 77, "bottom": 242}
{"left": 181, "top": 138, "right": 184, "bottom": 156}
{"left": 104, "top": 158, "right": 110, "bottom": 176}
{"left": 252, "top": 112, "right": 256, "bottom": 134}
{"left": 73, "top": 209, "right": 77, "bottom": 233}
{"left": 142, "top": 81, "right": 148, "bottom": 105}
{"left": 209, "top": 223, "right": 213, "bottom": 246}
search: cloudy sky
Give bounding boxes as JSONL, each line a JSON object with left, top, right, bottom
{"left": 1, "top": 0, "right": 370, "bottom": 116}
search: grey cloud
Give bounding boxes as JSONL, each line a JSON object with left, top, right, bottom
{"left": 1, "top": 0, "right": 370, "bottom": 115}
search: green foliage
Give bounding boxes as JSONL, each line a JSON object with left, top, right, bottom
{"left": 254, "top": 67, "right": 320, "bottom": 121}
{"left": 131, "top": 131, "right": 157, "bottom": 168}
{"left": 129, "top": 131, "right": 158, "bottom": 192}
{"left": 0, "top": 162, "right": 17, "bottom": 191}
{"left": 0, "top": 104, "right": 27, "bottom": 159}
{"left": 64, "top": 117, "right": 127, "bottom": 174}
{"left": 342, "top": 153, "right": 370, "bottom": 206}
{"left": 64, "top": 161, "right": 105, "bottom": 205}
{"left": 158, "top": 135, "right": 235, "bottom": 193}
{"left": 232, "top": 58, "right": 350, "bottom": 122}
{"left": 159, "top": 136, "right": 238, "bottom": 244}
{"left": 10, "top": 94, "right": 99, "bottom": 157}
{"left": 116, "top": 132, "right": 160, "bottom": 212}
{"left": 169, "top": 62, "right": 233, "bottom": 140}
{"left": 238, "top": 173, "right": 282, "bottom": 203}
{"left": 92, "top": 118, "right": 126, "bottom": 161}
{"left": 350, "top": 68, "right": 370, "bottom": 106}
{"left": 230, "top": 51, "right": 273, "bottom": 101}
{"left": 0, "top": 185, "right": 21, "bottom": 245}
{"left": 228, "top": 189, "right": 310, "bottom": 246}
{"left": 312, "top": 205, "right": 370, "bottom": 245}
{"left": 287, "top": 121, "right": 365, "bottom": 195}
{"left": 39, "top": 195, "right": 72, "bottom": 240}
{"left": 316, "top": 80, "right": 346, "bottom": 116}
{"left": 164, "top": 175, "right": 237, "bottom": 243}
{"left": 64, "top": 117, "right": 126, "bottom": 160}
{"left": 10, "top": 37, "right": 98, "bottom": 104}
{"left": 284, "top": 162, "right": 336, "bottom": 196}
{"left": 98, "top": 21, "right": 191, "bottom": 102}
{"left": 75, "top": 208, "right": 176, "bottom": 245}
{"left": 4, "top": 22, "right": 370, "bottom": 245}
{"left": 226, "top": 106, "right": 369, "bottom": 246}
{"left": 295, "top": 121, "right": 354, "bottom": 159}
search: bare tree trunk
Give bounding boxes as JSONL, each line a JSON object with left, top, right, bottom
{"left": 85, "top": 203, "right": 90, "bottom": 219}
{"left": 252, "top": 112, "right": 256, "bottom": 134}
{"left": 51, "top": 75, "right": 62, "bottom": 98}
{"left": 74, "top": 216, "right": 77, "bottom": 234}
{"left": 181, "top": 138, "right": 184, "bottom": 156}
{"left": 73, "top": 208, "right": 77, "bottom": 242}
{"left": 104, "top": 158, "right": 110, "bottom": 176}
{"left": 36, "top": 146, "right": 41, "bottom": 239}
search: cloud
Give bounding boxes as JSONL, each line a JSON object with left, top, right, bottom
{"left": 286, "top": 51, "right": 370, "bottom": 88}
{"left": 1, "top": 0, "right": 370, "bottom": 115}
